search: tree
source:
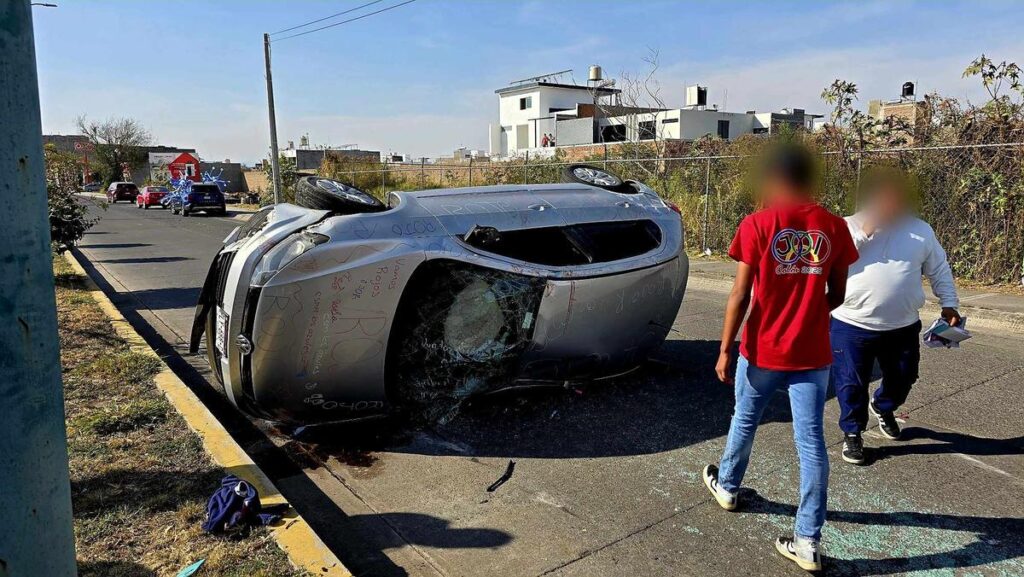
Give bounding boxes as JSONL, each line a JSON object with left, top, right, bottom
{"left": 76, "top": 115, "right": 153, "bottom": 186}
{"left": 43, "top": 144, "right": 98, "bottom": 252}
{"left": 262, "top": 154, "right": 299, "bottom": 203}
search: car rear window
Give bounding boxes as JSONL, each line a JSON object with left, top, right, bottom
{"left": 116, "top": 183, "right": 138, "bottom": 191}
{"left": 150, "top": 186, "right": 169, "bottom": 192}
{"left": 191, "top": 185, "right": 220, "bottom": 193}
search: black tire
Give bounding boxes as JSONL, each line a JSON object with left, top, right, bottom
{"left": 143, "top": 203, "right": 149, "bottom": 210}
{"left": 561, "top": 164, "right": 634, "bottom": 193}
{"left": 294, "top": 176, "right": 386, "bottom": 214}
{"left": 181, "top": 207, "right": 189, "bottom": 217}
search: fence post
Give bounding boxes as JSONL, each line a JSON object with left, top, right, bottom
{"left": 524, "top": 150, "right": 529, "bottom": 184}
{"left": 420, "top": 157, "right": 425, "bottom": 189}
{"left": 468, "top": 156, "right": 473, "bottom": 187}
{"left": 380, "top": 161, "right": 385, "bottom": 195}
{"left": 703, "top": 156, "right": 711, "bottom": 254}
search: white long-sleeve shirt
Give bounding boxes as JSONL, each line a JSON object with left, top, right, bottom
{"left": 832, "top": 213, "right": 960, "bottom": 331}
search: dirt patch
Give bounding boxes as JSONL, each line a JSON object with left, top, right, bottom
{"left": 55, "top": 256, "right": 307, "bottom": 577}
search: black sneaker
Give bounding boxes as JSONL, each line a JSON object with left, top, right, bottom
{"left": 870, "top": 400, "right": 902, "bottom": 440}
{"left": 842, "top": 433, "right": 866, "bottom": 465}
{"left": 702, "top": 464, "right": 738, "bottom": 511}
{"left": 775, "top": 535, "right": 823, "bottom": 572}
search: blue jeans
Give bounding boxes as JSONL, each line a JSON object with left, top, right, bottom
{"left": 830, "top": 317, "right": 921, "bottom": 434}
{"left": 718, "top": 355, "right": 830, "bottom": 541}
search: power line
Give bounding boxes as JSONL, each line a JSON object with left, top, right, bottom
{"left": 270, "top": 0, "right": 387, "bottom": 36}
{"left": 272, "top": 0, "right": 419, "bottom": 43}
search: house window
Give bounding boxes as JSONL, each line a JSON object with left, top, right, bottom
{"left": 185, "top": 164, "right": 196, "bottom": 177}
{"left": 601, "top": 125, "right": 627, "bottom": 142}
{"left": 661, "top": 118, "right": 679, "bottom": 124}
{"left": 519, "top": 96, "right": 532, "bottom": 110}
{"left": 638, "top": 121, "right": 656, "bottom": 140}
{"left": 717, "top": 120, "right": 730, "bottom": 139}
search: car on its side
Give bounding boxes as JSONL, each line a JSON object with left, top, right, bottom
{"left": 80, "top": 182, "right": 102, "bottom": 193}
{"left": 106, "top": 181, "right": 139, "bottom": 203}
{"left": 169, "top": 183, "right": 227, "bottom": 216}
{"left": 190, "top": 165, "right": 689, "bottom": 425}
{"left": 136, "top": 185, "right": 170, "bottom": 209}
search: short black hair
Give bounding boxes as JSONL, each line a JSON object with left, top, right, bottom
{"left": 761, "top": 143, "right": 816, "bottom": 190}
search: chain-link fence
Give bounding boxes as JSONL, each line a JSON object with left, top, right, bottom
{"left": 309, "top": 142, "right": 1024, "bottom": 284}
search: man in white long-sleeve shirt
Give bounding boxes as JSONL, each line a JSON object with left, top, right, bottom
{"left": 830, "top": 171, "right": 961, "bottom": 465}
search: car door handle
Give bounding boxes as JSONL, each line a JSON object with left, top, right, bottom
{"left": 616, "top": 201, "right": 633, "bottom": 208}
{"left": 528, "top": 203, "right": 551, "bottom": 211}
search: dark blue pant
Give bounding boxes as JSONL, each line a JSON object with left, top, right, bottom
{"left": 830, "top": 318, "right": 921, "bottom": 434}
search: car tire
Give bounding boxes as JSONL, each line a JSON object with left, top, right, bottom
{"left": 294, "top": 176, "right": 386, "bottom": 214}
{"left": 181, "top": 208, "right": 189, "bottom": 217}
{"left": 561, "top": 164, "right": 634, "bottom": 193}
{"left": 171, "top": 206, "right": 179, "bottom": 215}
{"left": 143, "top": 203, "right": 149, "bottom": 210}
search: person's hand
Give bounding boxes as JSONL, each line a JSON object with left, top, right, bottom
{"left": 861, "top": 214, "right": 877, "bottom": 238}
{"left": 941, "top": 307, "right": 962, "bottom": 327}
{"left": 716, "top": 350, "right": 734, "bottom": 384}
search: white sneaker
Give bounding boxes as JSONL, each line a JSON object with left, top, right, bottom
{"left": 702, "top": 464, "right": 738, "bottom": 511}
{"left": 775, "top": 535, "right": 823, "bottom": 572}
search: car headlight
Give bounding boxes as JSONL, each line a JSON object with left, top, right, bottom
{"left": 250, "top": 231, "right": 329, "bottom": 287}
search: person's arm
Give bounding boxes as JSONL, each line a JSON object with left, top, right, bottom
{"left": 716, "top": 262, "right": 754, "bottom": 384}
{"left": 922, "top": 230, "right": 961, "bottom": 326}
{"left": 848, "top": 214, "right": 875, "bottom": 250}
{"left": 826, "top": 264, "right": 850, "bottom": 311}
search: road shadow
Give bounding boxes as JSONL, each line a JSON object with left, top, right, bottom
{"left": 743, "top": 492, "right": 1024, "bottom": 576}
{"left": 874, "top": 427, "right": 1024, "bottom": 460}
{"left": 97, "top": 256, "right": 194, "bottom": 264}
{"left": 292, "top": 339, "right": 816, "bottom": 460}
{"left": 118, "top": 286, "right": 200, "bottom": 310}
{"left": 78, "top": 242, "right": 151, "bottom": 249}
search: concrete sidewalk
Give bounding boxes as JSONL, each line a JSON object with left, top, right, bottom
{"left": 688, "top": 256, "right": 1024, "bottom": 333}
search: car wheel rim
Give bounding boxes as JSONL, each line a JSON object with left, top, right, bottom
{"left": 573, "top": 167, "right": 621, "bottom": 187}
{"left": 316, "top": 179, "right": 376, "bottom": 205}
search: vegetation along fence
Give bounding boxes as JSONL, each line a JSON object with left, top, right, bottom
{"left": 274, "top": 141, "right": 1022, "bottom": 285}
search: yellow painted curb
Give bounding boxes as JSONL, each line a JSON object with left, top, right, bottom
{"left": 62, "top": 250, "right": 352, "bottom": 577}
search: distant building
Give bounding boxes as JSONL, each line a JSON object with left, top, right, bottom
{"left": 280, "top": 140, "right": 381, "bottom": 171}
{"left": 488, "top": 72, "right": 821, "bottom": 158}
{"left": 41, "top": 135, "right": 197, "bottom": 184}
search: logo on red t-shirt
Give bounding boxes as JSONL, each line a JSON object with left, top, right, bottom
{"left": 771, "top": 228, "right": 831, "bottom": 275}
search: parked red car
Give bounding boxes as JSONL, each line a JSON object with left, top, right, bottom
{"left": 136, "top": 185, "right": 170, "bottom": 209}
{"left": 106, "top": 182, "right": 139, "bottom": 203}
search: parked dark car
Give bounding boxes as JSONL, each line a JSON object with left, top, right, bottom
{"left": 170, "top": 183, "right": 227, "bottom": 216}
{"left": 106, "top": 182, "right": 139, "bottom": 203}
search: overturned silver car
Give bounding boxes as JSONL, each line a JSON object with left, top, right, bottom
{"left": 190, "top": 165, "right": 688, "bottom": 424}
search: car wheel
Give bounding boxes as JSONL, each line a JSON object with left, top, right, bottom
{"left": 294, "top": 176, "right": 386, "bottom": 214}
{"left": 561, "top": 164, "right": 634, "bottom": 193}
{"left": 143, "top": 203, "right": 149, "bottom": 210}
{"left": 171, "top": 206, "right": 179, "bottom": 215}
{"left": 181, "top": 208, "right": 189, "bottom": 217}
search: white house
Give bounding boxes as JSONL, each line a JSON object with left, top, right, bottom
{"left": 489, "top": 73, "right": 821, "bottom": 158}
{"left": 489, "top": 80, "right": 620, "bottom": 157}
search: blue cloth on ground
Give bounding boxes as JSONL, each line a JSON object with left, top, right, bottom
{"left": 202, "top": 475, "right": 281, "bottom": 533}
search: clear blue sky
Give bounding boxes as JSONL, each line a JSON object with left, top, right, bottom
{"left": 32, "top": 0, "right": 1024, "bottom": 164}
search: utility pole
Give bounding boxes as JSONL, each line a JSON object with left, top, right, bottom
{"left": 264, "top": 32, "right": 282, "bottom": 204}
{"left": 0, "top": 1, "right": 78, "bottom": 575}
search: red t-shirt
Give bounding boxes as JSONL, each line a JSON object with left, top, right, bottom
{"left": 728, "top": 202, "right": 858, "bottom": 370}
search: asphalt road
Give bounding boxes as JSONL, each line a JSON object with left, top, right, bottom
{"left": 75, "top": 198, "right": 1024, "bottom": 577}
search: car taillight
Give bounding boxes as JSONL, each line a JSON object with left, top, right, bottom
{"left": 665, "top": 200, "right": 682, "bottom": 215}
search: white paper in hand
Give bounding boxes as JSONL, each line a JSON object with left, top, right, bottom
{"left": 923, "top": 317, "right": 971, "bottom": 349}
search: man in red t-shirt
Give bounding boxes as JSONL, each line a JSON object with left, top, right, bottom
{"left": 701, "top": 145, "right": 858, "bottom": 572}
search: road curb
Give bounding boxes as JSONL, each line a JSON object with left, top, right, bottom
{"left": 62, "top": 250, "right": 352, "bottom": 577}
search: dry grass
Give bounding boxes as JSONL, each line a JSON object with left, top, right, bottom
{"left": 55, "top": 256, "right": 307, "bottom": 577}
